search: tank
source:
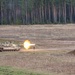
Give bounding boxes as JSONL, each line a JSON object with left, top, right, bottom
{"left": 0, "top": 41, "right": 20, "bottom": 52}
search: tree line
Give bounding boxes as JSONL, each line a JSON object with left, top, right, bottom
{"left": 0, "top": 0, "right": 75, "bottom": 25}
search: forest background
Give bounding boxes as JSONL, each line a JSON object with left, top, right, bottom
{"left": 0, "top": 0, "right": 75, "bottom": 25}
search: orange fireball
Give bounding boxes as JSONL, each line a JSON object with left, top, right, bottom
{"left": 23, "top": 40, "right": 31, "bottom": 50}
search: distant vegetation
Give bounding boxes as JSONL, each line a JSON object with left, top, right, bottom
{"left": 0, "top": 0, "right": 75, "bottom": 25}
{"left": 0, "top": 66, "right": 47, "bottom": 75}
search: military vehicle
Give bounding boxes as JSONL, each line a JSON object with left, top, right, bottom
{"left": 0, "top": 41, "right": 20, "bottom": 52}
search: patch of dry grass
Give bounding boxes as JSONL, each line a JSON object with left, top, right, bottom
{"left": 0, "top": 25, "right": 75, "bottom": 75}
{"left": 0, "top": 50, "right": 75, "bottom": 75}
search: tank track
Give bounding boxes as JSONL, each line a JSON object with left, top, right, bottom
{"left": 0, "top": 47, "right": 20, "bottom": 52}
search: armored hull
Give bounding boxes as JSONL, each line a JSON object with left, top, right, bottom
{"left": 0, "top": 42, "right": 20, "bottom": 52}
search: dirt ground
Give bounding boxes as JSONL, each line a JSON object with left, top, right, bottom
{"left": 0, "top": 24, "right": 75, "bottom": 49}
{"left": 0, "top": 50, "right": 75, "bottom": 75}
{"left": 0, "top": 24, "right": 75, "bottom": 75}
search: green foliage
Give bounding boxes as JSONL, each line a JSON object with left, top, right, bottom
{"left": 16, "top": 19, "right": 22, "bottom": 25}
{"left": 0, "top": 0, "right": 75, "bottom": 25}
{"left": 0, "top": 66, "right": 47, "bottom": 75}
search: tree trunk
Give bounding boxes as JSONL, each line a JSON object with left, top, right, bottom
{"left": 0, "top": 1, "right": 1, "bottom": 24}
{"left": 52, "top": 4, "right": 57, "bottom": 23}
{"left": 58, "top": 4, "right": 61, "bottom": 23}
{"left": 39, "top": 7, "right": 42, "bottom": 23}
{"left": 1, "top": 1, "right": 3, "bottom": 24}
{"left": 73, "top": 6, "right": 75, "bottom": 22}
{"left": 48, "top": 3, "right": 51, "bottom": 23}
{"left": 70, "top": 2, "right": 72, "bottom": 23}
{"left": 41, "top": 5, "right": 44, "bottom": 23}
{"left": 62, "top": 1, "right": 66, "bottom": 23}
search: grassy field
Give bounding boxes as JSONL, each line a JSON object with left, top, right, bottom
{"left": 0, "top": 66, "right": 48, "bottom": 75}
{"left": 0, "top": 25, "right": 75, "bottom": 75}
{"left": 0, "top": 50, "right": 75, "bottom": 75}
{"left": 1, "top": 24, "right": 75, "bottom": 49}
